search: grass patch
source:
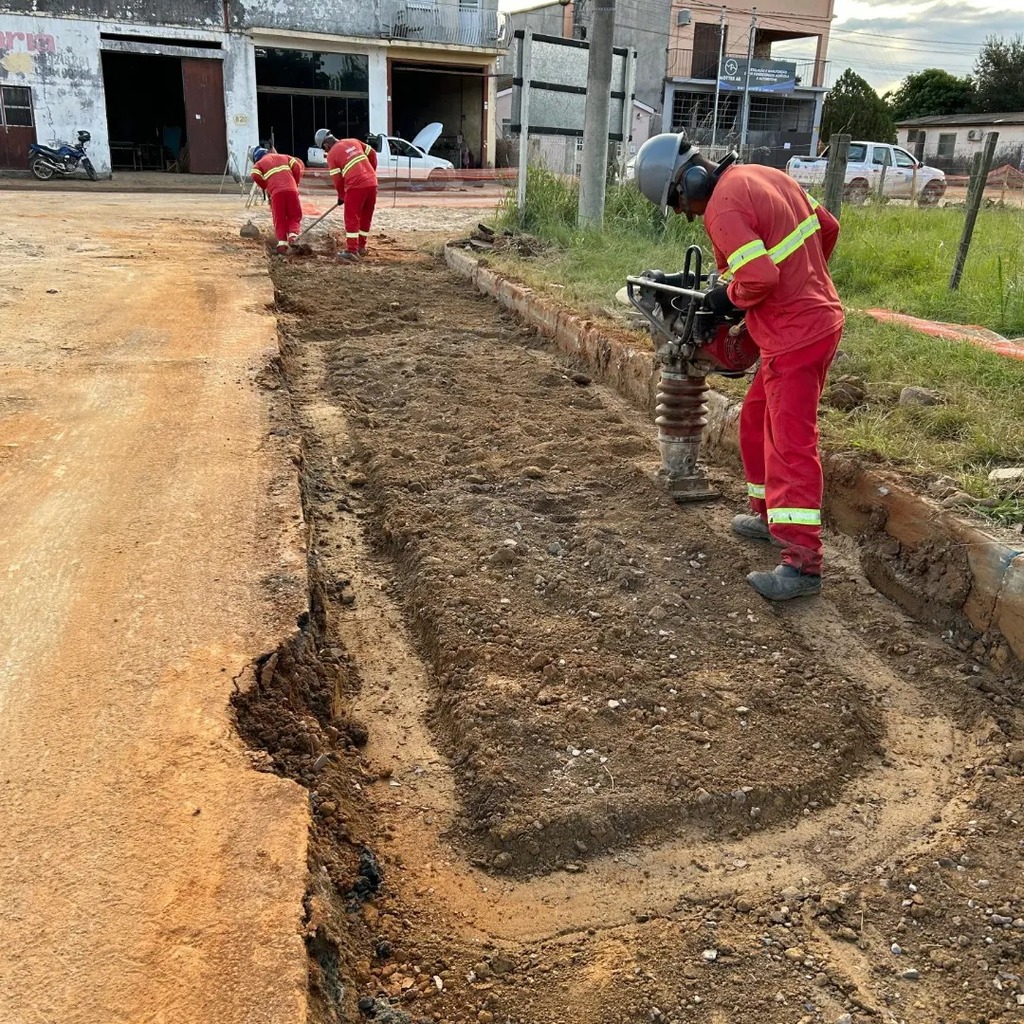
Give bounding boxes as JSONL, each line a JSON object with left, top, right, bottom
{"left": 486, "top": 170, "right": 1024, "bottom": 524}
{"left": 829, "top": 206, "right": 1024, "bottom": 337}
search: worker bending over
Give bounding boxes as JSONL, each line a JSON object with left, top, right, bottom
{"left": 634, "top": 135, "right": 843, "bottom": 601}
{"left": 315, "top": 129, "right": 379, "bottom": 262}
{"left": 250, "top": 146, "right": 305, "bottom": 255}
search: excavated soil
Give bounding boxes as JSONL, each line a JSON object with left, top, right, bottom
{"left": 239, "top": 238, "right": 1024, "bottom": 1024}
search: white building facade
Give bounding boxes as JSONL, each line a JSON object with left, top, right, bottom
{"left": 0, "top": 0, "right": 509, "bottom": 177}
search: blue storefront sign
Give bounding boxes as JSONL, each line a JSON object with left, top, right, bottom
{"left": 719, "top": 57, "right": 797, "bottom": 93}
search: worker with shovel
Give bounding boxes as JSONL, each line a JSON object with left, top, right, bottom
{"left": 315, "top": 129, "right": 378, "bottom": 262}
{"left": 250, "top": 146, "right": 305, "bottom": 255}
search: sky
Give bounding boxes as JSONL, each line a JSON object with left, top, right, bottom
{"left": 498, "top": 0, "right": 1024, "bottom": 93}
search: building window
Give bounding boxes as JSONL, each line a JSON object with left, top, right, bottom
{"left": 0, "top": 85, "right": 34, "bottom": 128}
{"left": 255, "top": 48, "right": 370, "bottom": 156}
{"left": 937, "top": 133, "right": 956, "bottom": 160}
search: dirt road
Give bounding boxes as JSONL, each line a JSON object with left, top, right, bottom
{"left": 0, "top": 194, "right": 311, "bottom": 1024}
{"left": 248, "top": 241, "right": 1023, "bottom": 1024}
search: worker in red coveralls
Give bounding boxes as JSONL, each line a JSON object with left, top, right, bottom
{"left": 250, "top": 146, "right": 305, "bottom": 255}
{"left": 634, "top": 135, "right": 843, "bottom": 601}
{"left": 315, "top": 128, "right": 378, "bottom": 262}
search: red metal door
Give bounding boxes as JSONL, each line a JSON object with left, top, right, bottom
{"left": 181, "top": 57, "right": 228, "bottom": 174}
{"left": 0, "top": 126, "right": 36, "bottom": 169}
{"left": 0, "top": 85, "right": 37, "bottom": 169}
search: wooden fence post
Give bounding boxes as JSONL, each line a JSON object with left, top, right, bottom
{"left": 822, "top": 133, "right": 850, "bottom": 219}
{"left": 949, "top": 131, "right": 999, "bottom": 291}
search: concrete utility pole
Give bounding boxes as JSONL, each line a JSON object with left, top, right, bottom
{"left": 577, "top": 0, "right": 616, "bottom": 227}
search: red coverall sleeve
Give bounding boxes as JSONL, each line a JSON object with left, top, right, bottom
{"left": 328, "top": 154, "right": 346, "bottom": 201}
{"left": 707, "top": 203, "right": 779, "bottom": 311}
{"left": 814, "top": 201, "right": 840, "bottom": 262}
{"left": 288, "top": 157, "right": 304, "bottom": 186}
{"left": 365, "top": 144, "right": 378, "bottom": 171}
{"left": 251, "top": 167, "right": 267, "bottom": 191}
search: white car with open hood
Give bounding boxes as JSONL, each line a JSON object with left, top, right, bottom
{"left": 307, "top": 122, "right": 456, "bottom": 185}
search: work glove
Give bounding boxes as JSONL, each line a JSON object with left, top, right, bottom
{"left": 703, "top": 283, "right": 743, "bottom": 318}
{"left": 337, "top": 197, "right": 344, "bottom": 206}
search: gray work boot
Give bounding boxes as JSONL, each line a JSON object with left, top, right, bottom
{"left": 746, "top": 564, "right": 821, "bottom": 601}
{"left": 731, "top": 513, "right": 772, "bottom": 542}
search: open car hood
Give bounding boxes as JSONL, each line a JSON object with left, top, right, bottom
{"left": 411, "top": 122, "right": 443, "bottom": 155}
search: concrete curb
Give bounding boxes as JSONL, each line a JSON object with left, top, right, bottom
{"left": 444, "top": 244, "right": 1024, "bottom": 669}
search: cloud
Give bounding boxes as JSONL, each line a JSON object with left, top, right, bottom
{"left": 771, "top": 0, "right": 1020, "bottom": 91}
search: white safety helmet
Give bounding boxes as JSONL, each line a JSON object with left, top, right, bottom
{"left": 633, "top": 133, "right": 701, "bottom": 214}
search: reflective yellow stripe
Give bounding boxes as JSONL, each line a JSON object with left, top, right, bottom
{"left": 767, "top": 212, "right": 820, "bottom": 266}
{"left": 363, "top": 144, "right": 373, "bottom": 155}
{"left": 726, "top": 239, "right": 769, "bottom": 274}
{"left": 345, "top": 232, "right": 360, "bottom": 238}
{"left": 329, "top": 167, "right": 342, "bottom": 176}
{"left": 768, "top": 507, "right": 821, "bottom": 526}
{"left": 262, "top": 164, "right": 291, "bottom": 180}
{"left": 747, "top": 483, "right": 766, "bottom": 499}
{"left": 342, "top": 152, "right": 369, "bottom": 175}
{"left": 722, "top": 211, "right": 822, "bottom": 281}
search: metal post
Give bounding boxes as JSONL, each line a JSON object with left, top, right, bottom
{"left": 950, "top": 131, "right": 999, "bottom": 291}
{"left": 739, "top": 9, "right": 756, "bottom": 149}
{"left": 618, "top": 47, "right": 636, "bottom": 181}
{"left": 711, "top": 5, "right": 726, "bottom": 149}
{"left": 578, "top": 0, "right": 617, "bottom": 227}
{"left": 516, "top": 29, "right": 533, "bottom": 220}
{"left": 877, "top": 160, "right": 887, "bottom": 200}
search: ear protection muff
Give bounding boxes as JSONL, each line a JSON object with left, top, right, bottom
{"left": 681, "top": 163, "right": 711, "bottom": 201}
{"left": 681, "top": 151, "right": 738, "bottom": 202}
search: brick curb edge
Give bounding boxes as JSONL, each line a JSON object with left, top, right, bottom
{"left": 444, "top": 244, "right": 1024, "bottom": 670}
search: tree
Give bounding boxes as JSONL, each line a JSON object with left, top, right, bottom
{"left": 973, "top": 34, "right": 1024, "bottom": 113}
{"left": 885, "top": 68, "right": 975, "bottom": 122}
{"left": 822, "top": 69, "right": 896, "bottom": 145}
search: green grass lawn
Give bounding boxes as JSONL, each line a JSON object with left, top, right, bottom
{"left": 484, "top": 171, "right": 1024, "bottom": 524}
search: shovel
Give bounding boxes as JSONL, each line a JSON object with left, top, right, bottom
{"left": 294, "top": 204, "right": 339, "bottom": 244}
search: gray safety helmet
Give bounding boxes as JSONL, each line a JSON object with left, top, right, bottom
{"left": 314, "top": 128, "right": 336, "bottom": 150}
{"left": 633, "top": 133, "right": 700, "bottom": 214}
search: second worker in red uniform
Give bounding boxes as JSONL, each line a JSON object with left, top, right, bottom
{"left": 315, "top": 128, "right": 378, "bottom": 262}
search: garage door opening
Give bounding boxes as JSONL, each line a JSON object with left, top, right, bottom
{"left": 390, "top": 62, "right": 486, "bottom": 169}
{"left": 101, "top": 51, "right": 227, "bottom": 173}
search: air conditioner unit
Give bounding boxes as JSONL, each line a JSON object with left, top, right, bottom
{"left": 966, "top": 129, "right": 984, "bottom": 141}
{"left": 676, "top": 8, "right": 692, "bottom": 25}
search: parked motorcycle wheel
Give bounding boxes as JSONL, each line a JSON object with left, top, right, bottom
{"left": 29, "top": 157, "right": 56, "bottom": 181}
{"left": 82, "top": 158, "right": 98, "bottom": 181}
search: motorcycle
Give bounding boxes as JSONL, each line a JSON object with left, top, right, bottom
{"left": 28, "top": 130, "right": 97, "bottom": 181}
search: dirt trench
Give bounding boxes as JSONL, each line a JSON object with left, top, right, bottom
{"left": 237, "top": 238, "right": 1024, "bottom": 1024}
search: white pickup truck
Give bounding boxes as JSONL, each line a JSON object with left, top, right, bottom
{"left": 786, "top": 141, "right": 946, "bottom": 206}
{"left": 306, "top": 122, "right": 456, "bottom": 186}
